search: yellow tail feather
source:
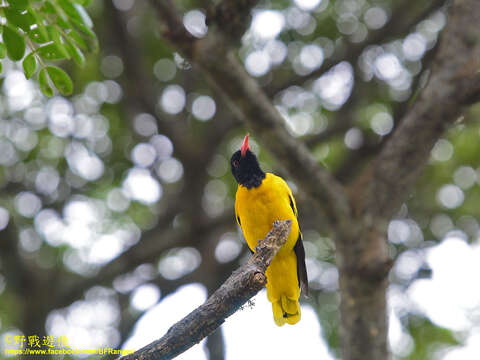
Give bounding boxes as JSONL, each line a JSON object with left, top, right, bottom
{"left": 272, "top": 295, "right": 301, "bottom": 326}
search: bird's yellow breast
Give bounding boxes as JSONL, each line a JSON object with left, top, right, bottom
{"left": 235, "top": 173, "right": 299, "bottom": 253}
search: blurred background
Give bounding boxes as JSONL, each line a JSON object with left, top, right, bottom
{"left": 1, "top": 0, "right": 480, "bottom": 359}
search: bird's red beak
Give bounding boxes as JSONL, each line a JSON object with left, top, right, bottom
{"left": 240, "top": 133, "right": 250, "bottom": 157}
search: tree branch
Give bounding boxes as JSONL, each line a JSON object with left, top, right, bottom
{"left": 117, "top": 220, "right": 292, "bottom": 360}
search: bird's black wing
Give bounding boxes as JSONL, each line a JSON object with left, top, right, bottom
{"left": 289, "top": 194, "right": 309, "bottom": 296}
{"left": 294, "top": 233, "right": 308, "bottom": 296}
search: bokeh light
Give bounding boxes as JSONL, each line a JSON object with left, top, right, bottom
{"left": 132, "top": 143, "right": 157, "bottom": 167}
{"left": 156, "top": 158, "right": 183, "bottom": 183}
{"left": 160, "top": 85, "right": 186, "bottom": 114}
{"left": 215, "top": 233, "right": 243, "bottom": 263}
{"left": 123, "top": 168, "right": 162, "bottom": 204}
{"left": 183, "top": 10, "right": 208, "bottom": 38}
{"left": 245, "top": 51, "right": 271, "bottom": 77}
{"left": 131, "top": 284, "right": 161, "bottom": 311}
{"left": 0, "top": 207, "right": 10, "bottom": 231}
{"left": 364, "top": 7, "right": 388, "bottom": 30}
{"left": 154, "top": 59, "right": 177, "bottom": 82}
{"left": 158, "top": 247, "right": 201, "bottom": 280}
{"left": 431, "top": 139, "right": 454, "bottom": 162}
{"left": 191, "top": 95, "right": 216, "bottom": 121}
{"left": 101, "top": 55, "right": 124, "bottom": 79}
{"left": 251, "top": 10, "right": 285, "bottom": 39}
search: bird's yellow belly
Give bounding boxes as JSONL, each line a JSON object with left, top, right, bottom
{"left": 237, "top": 188, "right": 299, "bottom": 254}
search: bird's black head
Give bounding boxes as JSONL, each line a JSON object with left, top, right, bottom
{"left": 230, "top": 134, "right": 265, "bottom": 189}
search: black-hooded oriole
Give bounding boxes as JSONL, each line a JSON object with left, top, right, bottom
{"left": 230, "top": 134, "right": 308, "bottom": 326}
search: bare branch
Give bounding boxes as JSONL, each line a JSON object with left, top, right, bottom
{"left": 117, "top": 220, "right": 292, "bottom": 360}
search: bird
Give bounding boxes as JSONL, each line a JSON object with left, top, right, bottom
{"left": 230, "top": 133, "right": 308, "bottom": 326}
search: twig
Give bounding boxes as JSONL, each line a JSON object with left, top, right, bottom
{"left": 117, "top": 220, "right": 292, "bottom": 360}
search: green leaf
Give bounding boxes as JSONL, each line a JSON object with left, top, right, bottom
{"left": 4, "top": 7, "right": 35, "bottom": 32}
{"left": 3, "top": 25, "right": 26, "bottom": 61}
{"left": 39, "top": 1, "right": 56, "bottom": 14}
{"left": 47, "top": 26, "right": 70, "bottom": 59}
{"left": 46, "top": 0, "right": 68, "bottom": 22}
{"left": 22, "top": 52, "right": 37, "bottom": 79}
{"left": 0, "top": 43, "right": 6, "bottom": 59}
{"left": 73, "top": 3, "right": 92, "bottom": 27}
{"left": 72, "top": 0, "right": 91, "bottom": 6}
{"left": 27, "top": 6, "right": 49, "bottom": 43}
{"left": 38, "top": 68, "right": 53, "bottom": 97}
{"left": 57, "top": 0, "right": 89, "bottom": 25}
{"left": 28, "top": 27, "right": 50, "bottom": 43}
{"left": 37, "top": 43, "right": 69, "bottom": 60}
{"left": 66, "top": 29, "right": 88, "bottom": 51}
{"left": 0, "top": 61, "right": 2, "bottom": 74}
{"left": 56, "top": 16, "right": 71, "bottom": 29}
{"left": 46, "top": 65, "right": 73, "bottom": 95}
{"left": 9, "top": 0, "right": 29, "bottom": 10}
{"left": 71, "top": 18, "right": 95, "bottom": 38}
{"left": 64, "top": 36, "right": 85, "bottom": 66}
{"left": 66, "top": 25, "right": 97, "bottom": 52}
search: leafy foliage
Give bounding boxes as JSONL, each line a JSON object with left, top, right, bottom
{"left": 0, "top": 0, "right": 97, "bottom": 96}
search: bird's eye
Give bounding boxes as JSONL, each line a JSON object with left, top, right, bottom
{"left": 233, "top": 160, "right": 239, "bottom": 167}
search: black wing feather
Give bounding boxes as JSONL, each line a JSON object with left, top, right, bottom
{"left": 289, "top": 194, "right": 298, "bottom": 217}
{"left": 289, "top": 192, "right": 308, "bottom": 295}
{"left": 294, "top": 233, "right": 309, "bottom": 296}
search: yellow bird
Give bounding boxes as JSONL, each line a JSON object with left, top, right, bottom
{"left": 230, "top": 134, "right": 308, "bottom": 326}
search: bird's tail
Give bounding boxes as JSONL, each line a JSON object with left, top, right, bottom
{"left": 271, "top": 294, "right": 301, "bottom": 326}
